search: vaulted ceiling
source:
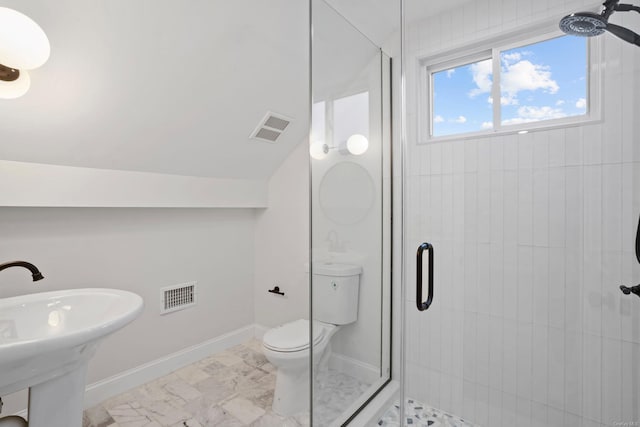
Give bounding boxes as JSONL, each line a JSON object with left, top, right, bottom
{"left": 0, "top": 0, "right": 309, "bottom": 179}
{"left": 0, "top": 0, "right": 469, "bottom": 180}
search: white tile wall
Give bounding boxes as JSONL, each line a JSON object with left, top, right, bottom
{"left": 403, "top": 0, "right": 640, "bottom": 426}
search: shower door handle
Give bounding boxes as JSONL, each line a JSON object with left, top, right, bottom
{"left": 416, "top": 242, "right": 434, "bottom": 312}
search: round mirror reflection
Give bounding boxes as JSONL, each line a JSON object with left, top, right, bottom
{"left": 319, "top": 161, "right": 375, "bottom": 225}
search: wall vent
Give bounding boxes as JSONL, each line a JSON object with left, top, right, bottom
{"left": 250, "top": 111, "right": 292, "bottom": 143}
{"left": 161, "top": 282, "right": 197, "bottom": 315}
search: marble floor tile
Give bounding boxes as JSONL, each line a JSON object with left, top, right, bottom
{"left": 136, "top": 399, "right": 192, "bottom": 425}
{"left": 107, "top": 401, "right": 160, "bottom": 426}
{"left": 222, "top": 397, "right": 266, "bottom": 425}
{"left": 81, "top": 340, "right": 379, "bottom": 427}
{"left": 170, "top": 419, "right": 203, "bottom": 427}
{"left": 164, "top": 380, "right": 202, "bottom": 402}
{"left": 200, "top": 406, "right": 245, "bottom": 427}
{"left": 250, "top": 412, "right": 301, "bottom": 427}
{"left": 174, "top": 365, "right": 211, "bottom": 385}
{"left": 192, "top": 376, "right": 235, "bottom": 405}
{"left": 206, "top": 351, "right": 245, "bottom": 367}
{"left": 83, "top": 405, "right": 116, "bottom": 427}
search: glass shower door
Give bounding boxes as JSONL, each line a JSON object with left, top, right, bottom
{"left": 310, "top": 0, "right": 392, "bottom": 425}
{"left": 401, "top": 0, "right": 640, "bottom": 426}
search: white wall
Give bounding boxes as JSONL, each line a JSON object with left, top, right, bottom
{"left": 404, "top": 0, "right": 640, "bottom": 426}
{"left": 0, "top": 160, "right": 268, "bottom": 208}
{"left": 0, "top": 207, "right": 256, "bottom": 413}
{"left": 254, "top": 141, "right": 310, "bottom": 327}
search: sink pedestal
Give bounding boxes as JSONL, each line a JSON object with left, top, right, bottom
{"left": 27, "top": 363, "right": 88, "bottom": 427}
{"left": 0, "top": 288, "right": 143, "bottom": 427}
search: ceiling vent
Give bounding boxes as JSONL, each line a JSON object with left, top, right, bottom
{"left": 250, "top": 111, "right": 292, "bottom": 143}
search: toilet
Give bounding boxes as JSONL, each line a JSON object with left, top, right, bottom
{"left": 262, "top": 262, "right": 362, "bottom": 416}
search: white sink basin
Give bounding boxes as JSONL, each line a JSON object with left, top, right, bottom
{"left": 0, "top": 288, "right": 143, "bottom": 427}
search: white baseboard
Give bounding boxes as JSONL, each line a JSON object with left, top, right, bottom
{"left": 14, "top": 324, "right": 257, "bottom": 418}
{"left": 329, "top": 353, "right": 379, "bottom": 385}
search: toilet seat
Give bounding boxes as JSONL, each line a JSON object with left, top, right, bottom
{"left": 263, "top": 319, "right": 326, "bottom": 352}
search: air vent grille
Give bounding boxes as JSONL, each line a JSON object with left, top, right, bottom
{"left": 255, "top": 128, "right": 281, "bottom": 142}
{"left": 250, "top": 111, "right": 292, "bottom": 143}
{"left": 263, "top": 116, "right": 290, "bottom": 131}
{"left": 161, "top": 282, "right": 197, "bottom": 314}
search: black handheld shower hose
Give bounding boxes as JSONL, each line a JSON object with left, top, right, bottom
{"left": 619, "top": 213, "right": 640, "bottom": 297}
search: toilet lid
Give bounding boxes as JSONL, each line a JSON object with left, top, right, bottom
{"left": 263, "top": 319, "right": 325, "bottom": 352}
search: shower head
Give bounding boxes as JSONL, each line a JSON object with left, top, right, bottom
{"left": 559, "top": 12, "right": 608, "bottom": 37}
{"left": 560, "top": 1, "right": 640, "bottom": 47}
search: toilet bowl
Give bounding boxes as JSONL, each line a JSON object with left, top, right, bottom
{"left": 262, "top": 319, "right": 338, "bottom": 416}
{"left": 262, "top": 262, "right": 362, "bottom": 417}
{"left": 0, "top": 417, "right": 27, "bottom": 427}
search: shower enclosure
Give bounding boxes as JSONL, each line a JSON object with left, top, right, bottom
{"left": 310, "top": 0, "right": 640, "bottom": 426}
{"left": 399, "top": 0, "right": 640, "bottom": 426}
{"left": 310, "top": 0, "right": 392, "bottom": 425}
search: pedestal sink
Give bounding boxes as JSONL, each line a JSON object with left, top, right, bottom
{"left": 0, "top": 288, "right": 144, "bottom": 427}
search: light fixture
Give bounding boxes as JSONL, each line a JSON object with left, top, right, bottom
{"left": 310, "top": 134, "right": 369, "bottom": 160}
{"left": 310, "top": 140, "right": 328, "bottom": 160}
{"left": 346, "top": 134, "right": 369, "bottom": 155}
{"left": 0, "top": 7, "right": 50, "bottom": 99}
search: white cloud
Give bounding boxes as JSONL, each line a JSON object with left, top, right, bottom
{"left": 502, "top": 105, "right": 566, "bottom": 126}
{"left": 434, "top": 115, "right": 445, "bottom": 123}
{"left": 501, "top": 60, "right": 559, "bottom": 104}
{"left": 481, "top": 121, "right": 493, "bottom": 129}
{"left": 469, "top": 56, "right": 559, "bottom": 106}
{"left": 468, "top": 59, "right": 493, "bottom": 98}
{"left": 502, "top": 52, "right": 522, "bottom": 64}
{"left": 453, "top": 115, "right": 467, "bottom": 124}
{"left": 556, "top": 100, "right": 565, "bottom": 106}
{"left": 446, "top": 69, "right": 456, "bottom": 78}
{"left": 501, "top": 96, "right": 518, "bottom": 106}
{"left": 488, "top": 96, "right": 518, "bottom": 106}
{"left": 576, "top": 98, "right": 587, "bottom": 109}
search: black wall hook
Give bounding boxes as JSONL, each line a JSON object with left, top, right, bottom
{"left": 268, "top": 286, "right": 285, "bottom": 296}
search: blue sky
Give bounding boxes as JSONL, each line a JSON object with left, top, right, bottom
{"left": 432, "top": 36, "right": 587, "bottom": 137}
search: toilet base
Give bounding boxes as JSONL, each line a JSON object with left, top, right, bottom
{"left": 262, "top": 320, "right": 341, "bottom": 417}
{"left": 272, "top": 366, "right": 310, "bottom": 416}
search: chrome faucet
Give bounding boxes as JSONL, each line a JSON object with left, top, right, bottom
{"left": 0, "top": 261, "right": 44, "bottom": 281}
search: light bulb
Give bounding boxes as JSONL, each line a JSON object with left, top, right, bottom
{"left": 0, "top": 69, "right": 30, "bottom": 99}
{"left": 0, "top": 7, "right": 50, "bottom": 70}
{"left": 310, "top": 140, "right": 328, "bottom": 160}
{"left": 346, "top": 134, "right": 368, "bottom": 155}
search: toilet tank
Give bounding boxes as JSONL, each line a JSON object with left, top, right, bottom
{"left": 313, "top": 263, "right": 362, "bottom": 325}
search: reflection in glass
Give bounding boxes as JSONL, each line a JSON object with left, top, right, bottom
{"left": 311, "top": 0, "right": 392, "bottom": 425}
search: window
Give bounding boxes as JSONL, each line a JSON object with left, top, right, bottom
{"left": 424, "top": 31, "right": 597, "bottom": 140}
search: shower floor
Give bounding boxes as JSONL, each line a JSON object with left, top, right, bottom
{"left": 313, "top": 369, "right": 371, "bottom": 426}
{"left": 378, "top": 399, "right": 477, "bottom": 427}
{"left": 82, "top": 339, "right": 370, "bottom": 427}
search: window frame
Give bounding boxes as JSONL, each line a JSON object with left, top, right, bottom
{"left": 418, "top": 24, "right": 602, "bottom": 143}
